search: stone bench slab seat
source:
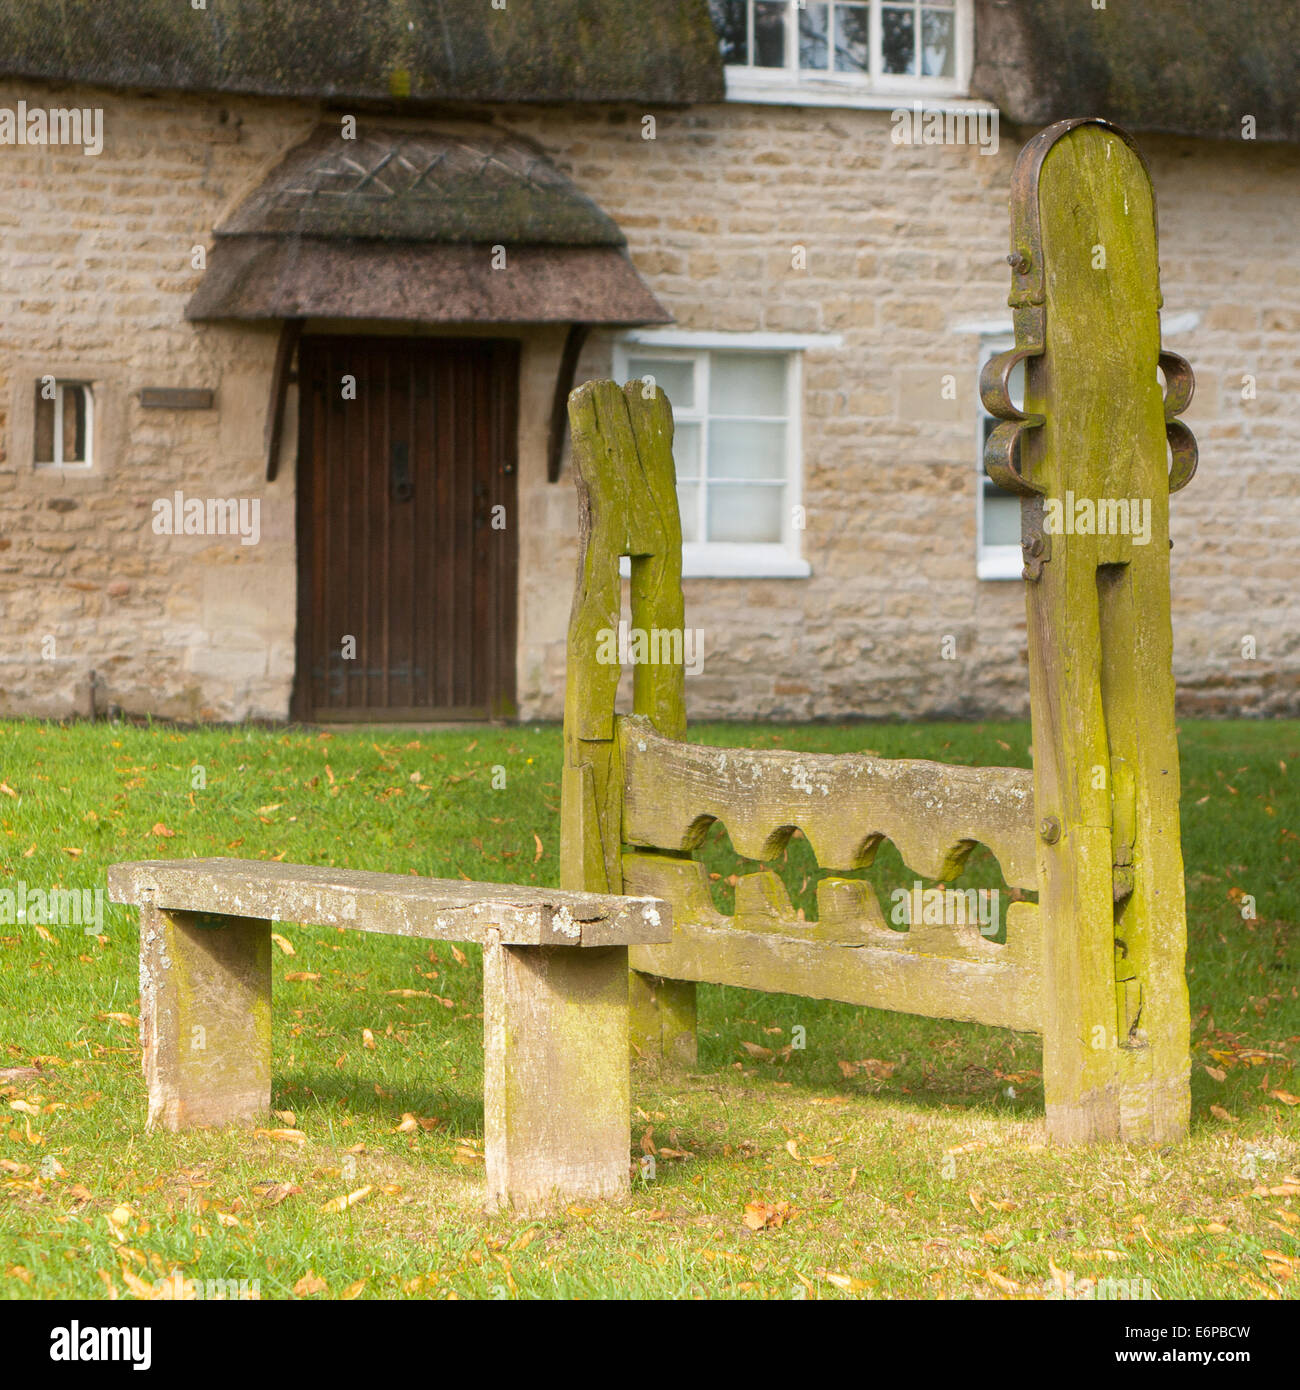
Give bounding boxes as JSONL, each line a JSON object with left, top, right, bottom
{"left": 107, "top": 858, "right": 672, "bottom": 1212}
{"left": 107, "top": 857, "right": 669, "bottom": 947}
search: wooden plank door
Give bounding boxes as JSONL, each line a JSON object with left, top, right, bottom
{"left": 293, "top": 336, "right": 519, "bottom": 720}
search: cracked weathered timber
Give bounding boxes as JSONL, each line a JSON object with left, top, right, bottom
{"left": 109, "top": 858, "right": 670, "bottom": 1211}
{"left": 982, "top": 119, "right": 1192, "bottom": 1144}
{"left": 561, "top": 379, "right": 697, "bottom": 1067}
{"left": 620, "top": 715, "right": 1037, "bottom": 890}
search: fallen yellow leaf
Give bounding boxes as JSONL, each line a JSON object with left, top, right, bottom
{"left": 321, "top": 1185, "right": 373, "bottom": 1213}
{"left": 254, "top": 1128, "right": 306, "bottom": 1144}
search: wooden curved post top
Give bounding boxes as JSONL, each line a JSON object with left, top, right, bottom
{"left": 981, "top": 117, "right": 1197, "bottom": 530}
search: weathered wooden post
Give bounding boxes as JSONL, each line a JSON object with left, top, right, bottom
{"left": 981, "top": 118, "right": 1195, "bottom": 1143}
{"left": 562, "top": 380, "right": 697, "bottom": 1066}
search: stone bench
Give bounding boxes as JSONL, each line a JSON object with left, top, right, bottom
{"left": 107, "top": 858, "right": 671, "bottom": 1211}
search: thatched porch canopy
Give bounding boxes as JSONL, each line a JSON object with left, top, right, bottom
{"left": 186, "top": 125, "right": 670, "bottom": 325}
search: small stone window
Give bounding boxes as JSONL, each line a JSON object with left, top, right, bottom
{"left": 34, "top": 379, "right": 94, "bottom": 469}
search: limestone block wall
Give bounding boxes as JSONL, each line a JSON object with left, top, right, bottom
{"left": 0, "top": 82, "right": 1295, "bottom": 723}
{"left": 0, "top": 83, "right": 314, "bottom": 719}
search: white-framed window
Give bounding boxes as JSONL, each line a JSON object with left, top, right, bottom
{"left": 976, "top": 335, "right": 1023, "bottom": 581}
{"left": 710, "top": 0, "right": 974, "bottom": 105}
{"left": 614, "top": 333, "right": 822, "bottom": 578}
{"left": 34, "top": 379, "right": 94, "bottom": 469}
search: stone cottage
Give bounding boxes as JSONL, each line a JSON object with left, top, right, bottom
{"left": 1, "top": 0, "right": 1296, "bottom": 722}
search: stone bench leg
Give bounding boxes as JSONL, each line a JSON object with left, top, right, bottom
{"left": 139, "top": 902, "right": 272, "bottom": 1131}
{"left": 483, "top": 937, "right": 630, "bottom": 1212}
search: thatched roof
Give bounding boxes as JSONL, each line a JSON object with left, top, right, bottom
{"left": 0, "top": 0, "right": 724, "bottom": 105}
{"left": 185, "top": 239, "right": 672, "bottom": 324}
{"left": 972, "top": 0, "right": 1300, "bottom": 143}
{"left": 187, "top": 124, "right": 670, "bottom": 324}
{"left": 5, "top": 0, "right": 1290, "bottom": 141}
{"left": 217, "top": 125, "right": 625, "bottom": 244}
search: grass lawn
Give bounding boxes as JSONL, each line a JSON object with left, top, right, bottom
{"left": 0, "top": 716, "right": 1297, "bottom": 1300}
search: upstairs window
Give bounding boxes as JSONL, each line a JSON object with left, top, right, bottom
{"left": 711, "top": 0, "right": 970, "bottom": 100}
{"left": 34, "top": 379, "right": 94, "bottom": 469}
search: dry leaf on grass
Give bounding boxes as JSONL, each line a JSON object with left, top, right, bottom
{"left": 254, "top": 1128, "right": 306, "bottom": 1144}
{"left": 255, "top": 1182, "right": 302, "bottom": 1206}
{"left": 284, "top": 972, "right": 320, "bottom": 983}
{"left": 321, "top": 1185, "right": 373, "bottom": 1213}
{"left": 293, "top": 1271, "right": 327, "bottom": 1296}
{"left": 120, "top": 1265, "right": 155, "bottom": 1300}
{"left": 743, "top": 1200, "right": 795, "bottom": 1231}
{"left": 270, "top": 933, "right": 295, "bottom": 956}
{"left": 982, "top": 1269, "right": 1021, "bottom": 1296}
{"left": 394, "top": 1112, "right": 439, "bottom": 1133}
{"left": 1252, "top": 1181, "right": 1300, "bottom": 1197}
